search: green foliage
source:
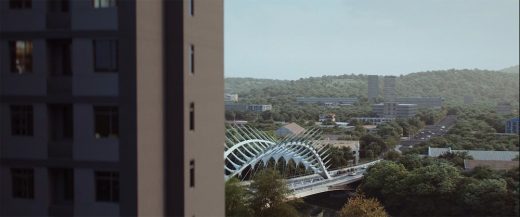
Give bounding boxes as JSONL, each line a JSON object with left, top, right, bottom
{"left": 410, "top": 106, "right": 519, "bottom": 152}
{"left": 438, "top": 151, "right": 473, "bottom": 168}
{"left": 226, "top": 69, "right": 520, "bottom": 108}
{"left": 328, "top": 146, "right": 355, "bottom": 169}
{"left": 383, "top": 150, "right": 401, "bottom": 161}
{"left": 225, "top": 178, "right": 253, "bottom": 217}
{"left": 360, "top": 158, "right": 520, "bottom": 216}
{"left": 359, "top": 134, "right": 388, "bottom": 159}
{"left": 339, "top": 194, "right": 388, "bottom": 217}
{"left": 249, "top": 169, "right": 299, "bottom": 217}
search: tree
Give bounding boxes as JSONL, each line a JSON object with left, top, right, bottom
{"left": 438, "top": 151, "right": 473, "bottom": 168}
{"left": 383, "top": 150, "right": 401, "bottom": 161}
{"left": 249, "top": 169, "right": 298, "bottom": 217}
{"left": 339, "top": 195, "right": 388, "bottom": 217}
{"left": 225, "top": 177, "right": 252, "bottom": 217}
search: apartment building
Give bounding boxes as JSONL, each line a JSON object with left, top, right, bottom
{"left": 0, "top": 0, "right": 224, "bottom": 216}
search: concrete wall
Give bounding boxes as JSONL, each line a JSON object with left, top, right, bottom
{"left": 183, "top": 0, "right": 225, "bottom": 215}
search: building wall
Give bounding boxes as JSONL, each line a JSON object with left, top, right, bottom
{"left": 367, "top": 75, "right": 379, "bottom": 102}
{"left": 74, "top": 169, "right": 119, "bottom": 216}
{"left": 383, "top": 76, "right": 397, "bottom": 101}
{"left": 183, "top": 0, "right": 225, "bottom": 215}
{"left": 72, "top": 39, "right": 118, "bottom": 96}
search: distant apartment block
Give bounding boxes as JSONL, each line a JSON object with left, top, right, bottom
{"left": 0, "top": 1, "right": 224, "bottom": 216}
{"left": 225, "top": 103, "right": 272, "bottom": 112}
{"left": 496, "top": 102, "right": 513, "bottom": 115}
{"left": 351, "top": 117, "right": 395, "bottom": 125}
{"left": 396, "top": 97, "right": 443, "bottom": 109}
{"left": 224, "top": 93, "right": 238, "bottom": 102}
{"left": 296, "top": 97, "right": 358, "bottom": 106}
{"left": 383, "top": 76, "right": 397, "bottom": 101}
{"left": 367, "top": 75, "right": 379, "bottom": 102}
{"left": 505, "top": 117, "right": 519, "bottom": 134}
{"left": 372, "top": 102, "right": 417, "bottom": 119}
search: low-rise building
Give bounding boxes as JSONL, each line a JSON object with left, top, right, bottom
{"left": 275, "top": 123, "right": 305, "bottom": 138}
{"left": 319, "top": 114, "right": 336, "bottom": 122}
{"left": 428, "top": 147, "right": 519, "bottom": 161}
{"left": 396, "top": 97, "right": 443, "bottom": 109}
{"left": 350, "top": 117, "right": 395, "bottom": 125}
{"left": 464, "top": 160, "right": 519, "bottom": 171}
{"left": 496, "top": 102, "right": 513, "bottom": 115}
{"left": 372, "top": 102, "right": 417, "bottom": 119}
{"left": 296, "top": 97, "right": 358, "bottom": 106}
{"left": 505, "top": 117, "right": 519, "bottom": 134}
{"left": 247, "top": 104, "right": 272, "bottom": 112}
{"left": 224, "top": 93, "right": 239, "bottom": 102}
{"left": 224, "top": 103, "right": 272, "bottom": 112}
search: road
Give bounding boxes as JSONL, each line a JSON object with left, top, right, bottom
{"left": 399, "top": 115, "right": 457, "bottom": 149}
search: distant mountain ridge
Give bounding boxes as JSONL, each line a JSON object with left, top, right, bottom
{"left": 225, "top": 69, "right": 519, "bottom": 106}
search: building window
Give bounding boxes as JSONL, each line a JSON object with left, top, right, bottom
{"left": 93, "top": 0, "right": 116, "bottom": 8}
{"left": 9, "top": 0, "right": 31, "bottom": 9}
{"left": 189, "top": 102, "right": 195, "bottom": 131}
{"left": 189, "top": 0, "right": 194, "bottom": 16}
{"left": 94, "top": 106, "right": 118, "bottom": 138}
{"left": 93, "top": 40, "right": 118, "bottom": 72}
{"left": 190, "top": 44, "right": 194, "bottom": 74}
{"left": 9, "top": 41, "right": 33, "bottom": 74}
{"left": 11, "top": 168, "right": 34, "bottom": 199}
{"left": 10, "top": 105, "right": 34, "bottom": 136}
{"left": 95, "top": 171, "right": 119, "bottom": 202}
{"left": 189, "top": 160, "right": 195, "bottom": 188}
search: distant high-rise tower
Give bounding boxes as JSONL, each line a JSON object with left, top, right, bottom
{"left": 367, "top": 75, "right": 379, "bottom": 102}
{"left": 383, "top": 76, "right": 397, "bottom": 101}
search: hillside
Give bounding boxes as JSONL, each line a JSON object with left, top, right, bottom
{"left": 225, "top": 69, "right": 519, "bottom": 106}
{"left": 500, "top": 65, "right": 519, "bottom": 73}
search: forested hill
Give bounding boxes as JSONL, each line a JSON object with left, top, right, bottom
{"left": 225, "top": 69, "right": 519, "bottom": 106}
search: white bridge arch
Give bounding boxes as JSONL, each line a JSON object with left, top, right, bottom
{"left": 225, "top": 125, "right": 332, "bottom": 181}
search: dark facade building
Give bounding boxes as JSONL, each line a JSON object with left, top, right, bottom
{"left": 0, "top": 0, "right": 224, "bottom": 216}
{"left": 383, "top": 76, "right": 397, "bottom": 102}
{"left": 367, "top": 75, "right": 379, "bottom": 102}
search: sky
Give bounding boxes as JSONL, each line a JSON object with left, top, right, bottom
{"left": 224, "top": 0, "right": 519, "bottom": 80}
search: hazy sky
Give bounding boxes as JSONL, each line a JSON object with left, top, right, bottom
{"left": 224, "top": 0, "right": 519, "bottom": 79}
